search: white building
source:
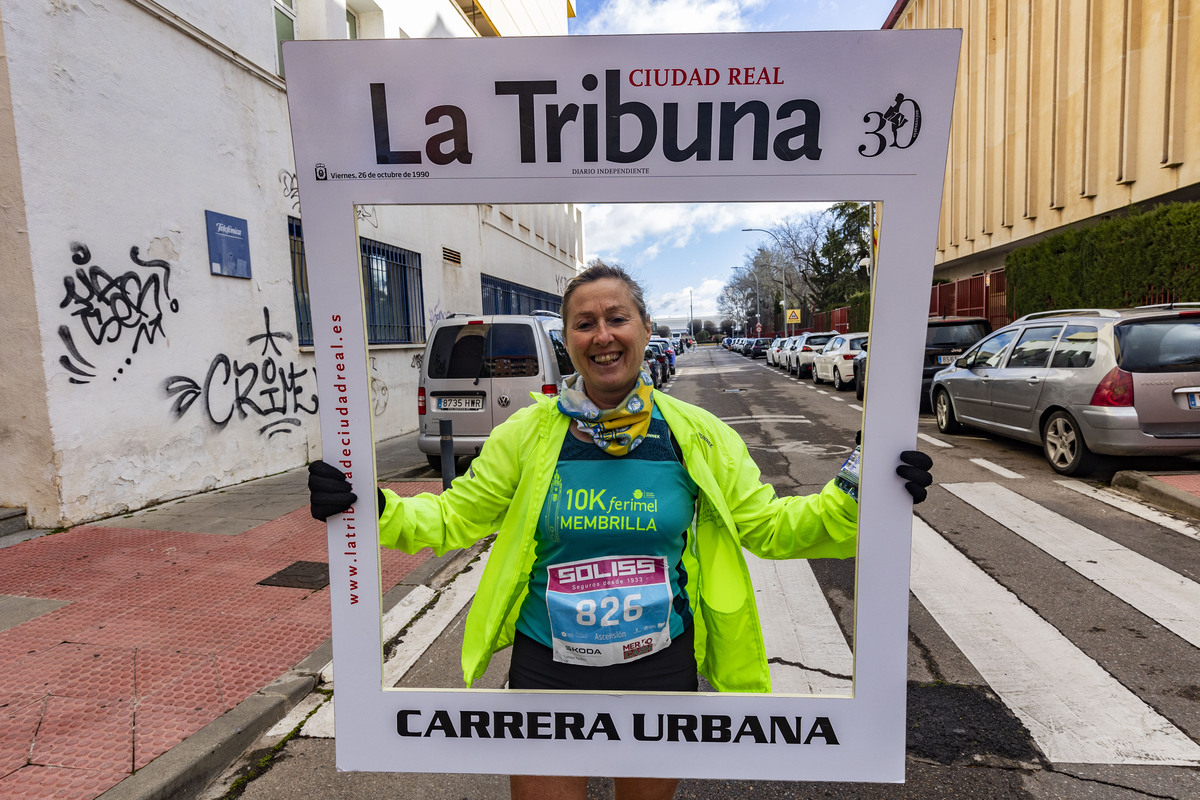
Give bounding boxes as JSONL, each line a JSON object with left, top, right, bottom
{"left": 0, "top": 0, "right": 582, "bottom": 528}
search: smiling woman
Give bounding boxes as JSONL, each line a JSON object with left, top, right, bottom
{"left": 308, "top": 261, "right": 933, "bottom": 797}
{"left": 561, "top": 267, "right": 653, "bottom": 411}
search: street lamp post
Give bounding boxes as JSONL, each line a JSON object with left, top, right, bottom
{"left": 743, "top": 227, "right": 791, "bottom": 336}
{"left": 732, "top": 265, "right": 760, "bottom": 337}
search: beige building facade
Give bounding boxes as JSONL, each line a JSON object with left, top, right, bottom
{"left": 886, "top": 0, "right": 1200, "bottom": 280}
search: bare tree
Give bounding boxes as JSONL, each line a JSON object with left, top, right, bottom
{"left": 770, "top": 204, "right": 870, "bottom": 313}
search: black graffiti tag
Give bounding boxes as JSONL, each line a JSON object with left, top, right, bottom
{"left": 164, "top": 308, "right": 319, "bottom": 437}
{"left": 59, "top": 243, "right": 179, "bottom": 383}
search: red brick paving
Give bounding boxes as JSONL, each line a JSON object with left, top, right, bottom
{"left": 0, "top": 481, "right": 440, "bottom": 798}
{"left": 1153, "top": 473, "right": 1200, "bottom": 497}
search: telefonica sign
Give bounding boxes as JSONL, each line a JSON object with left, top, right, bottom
{"left": 283, "top": 29, "right": 959, "bottom": 783}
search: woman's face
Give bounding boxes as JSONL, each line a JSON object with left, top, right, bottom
{"left": 564, "top": 278, "right": 652, "bottom": 409}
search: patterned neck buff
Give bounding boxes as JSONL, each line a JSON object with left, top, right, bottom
{"left": 556, "top": 370, "right": 655, "bottom": 456}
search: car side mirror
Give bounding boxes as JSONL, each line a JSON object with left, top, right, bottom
{"left": 955, "top": 356, "right": 969, "bottom": 368}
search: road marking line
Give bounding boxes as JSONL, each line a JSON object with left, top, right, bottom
{"left": 849, "top": 404, "right": 863, "bottom": 411}
{"left": 944, "top": 482, "right": 1200, "bottom": 649}
{"left": 1055, "top": 480, "right": 1200, "bottom": 542}
{"left": 268, "top": 692, "right": 328, "bottom": 738}
{"left": 911, "top": 516, "right": 1200, "bottom": 765}
{"left": 969, "top": 458, "right": 1024, "bottom": 479}
{"left": 817, "top": 390, "right": 829, "bottom": 395}
{"left": 381, "top": 549, "right": 491, "bottom": 688}
{"left": 917, "top": 433, "right": 953, "bottom": 448}
{"left": 380, "top": 585, "right": 437, "bottom": 642}
{"left": 743, "top": 553, "right": 853, "bottom": 695}
{"left": 721, "top": 415, "right": 812, "bottom": 424}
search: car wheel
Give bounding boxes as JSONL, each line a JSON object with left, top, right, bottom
{"left": 1042, "top": 410, "right": 1098, "bottom": 476}
{"left": 833, "top": 367, "right": 846, "bottom": 391}
{"left": 812, "top": 365, "right": 824, "bottom": 385}
{"left": 934, "top": 389, "right": 964, "bottom": 435}
{"left": 855, "top": 369, "right": 865, "bottom": 401}
{"left": 426, "top": 454, "right": 443, "bottom": 472}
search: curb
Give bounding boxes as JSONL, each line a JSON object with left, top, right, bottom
{"left": 95, "top": 676, "right": 312, "bottom": 800}
{"left": 1111, "top": 471, "right": 1200, "bottom": 521}
{"left": 97, "top": 543, "right": 469, "bottom": 800}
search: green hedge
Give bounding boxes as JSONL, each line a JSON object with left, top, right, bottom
{"left": 1005, "top": 202, "right": 1200, "bottom": 316}
{"left": 848, "top": 292, "right": 871, "bottom": 331}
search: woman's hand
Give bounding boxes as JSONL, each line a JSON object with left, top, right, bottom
{"left": 897, "top": 450, "right": 933, "bottom": 503}
{"left": 308, "top": 460, "right": 357, "bottom": 521}
{"left": 842, "top": 432, "right": 934, "bottom": 504}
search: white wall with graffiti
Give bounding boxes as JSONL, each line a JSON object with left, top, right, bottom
{"left": 0, "top": 0, "right": 581, "bottom": 527}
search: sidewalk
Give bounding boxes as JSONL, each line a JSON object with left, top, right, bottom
{"left": 1112, "top": 470, "right": 1200, "bottom": 520}
{"left": 0, "top": 432, "right": 444, "bottom": 800}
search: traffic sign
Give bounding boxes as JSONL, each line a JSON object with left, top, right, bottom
{"left": 755, "top": 323, "right": 762, "bottom": 335}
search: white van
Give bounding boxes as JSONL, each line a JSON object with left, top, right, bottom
{"left": 418, "top": 312, "right": 575, "bottom": 470}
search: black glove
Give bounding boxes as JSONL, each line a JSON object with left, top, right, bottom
{"left": 308, "top": 460, "right": 357, "bottom": 521}
{"left": 897, "top": 450, "right": 933, "bottom": 504}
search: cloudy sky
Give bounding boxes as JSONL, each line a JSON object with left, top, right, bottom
{"left": 566, "top": 0, "right": 900, "bottom": 322}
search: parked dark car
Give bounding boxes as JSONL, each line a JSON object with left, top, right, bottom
{"left": 853, "top": 345, "right": 868, "bottom": 401}
{"left": 749, "top": 337, "right": 773, "bottom": 358}
{"left": 922, "top": 316, "right": 993, "bottom": 402}
{"left": 644, "top": 346, "right": 664, "bottom": 388}
{"left": 649, "top": 337, "right": 676, "bottom": 374}
{"left": 851, "top": 317, "right": 990, "bottom": 406}
{"left": 646, "top": 341, "right": 670, "bottom": 385}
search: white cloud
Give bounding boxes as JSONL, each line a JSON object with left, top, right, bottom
{"left": 573, "top": 0, "right": 767, "bottom": 35}
{"left": 582, "top": 202, "right": 823, "bottom": 258}
{"left": 648, "top": 277, "right": 728, "bottom": 318}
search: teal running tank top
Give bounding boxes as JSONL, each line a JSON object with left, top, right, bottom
{"left": 517, "top": 408, "right": 698, "bottom": 667}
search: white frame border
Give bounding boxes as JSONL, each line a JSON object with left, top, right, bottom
{"left": 283, "top": 30, "right": 960, "bottom": 782}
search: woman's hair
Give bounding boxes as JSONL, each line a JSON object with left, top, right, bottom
{"left": 561, "top": 262, "right": 650, "bottom": 325}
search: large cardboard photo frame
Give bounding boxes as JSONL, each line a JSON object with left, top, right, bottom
{"left": 283, "top": 30, "right": 960, "bottom": 782}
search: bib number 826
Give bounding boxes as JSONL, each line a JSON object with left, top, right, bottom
{"left": 576, "top": 594, "right": 643, "bottom": 626}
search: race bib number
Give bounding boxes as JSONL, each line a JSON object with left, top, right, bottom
{"left": 546, "top": 555, "right": 673, "bottom": 667}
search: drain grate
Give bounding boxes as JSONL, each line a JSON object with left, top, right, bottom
{"left": 258, "top": 560, "right": 330, "bottom": 590}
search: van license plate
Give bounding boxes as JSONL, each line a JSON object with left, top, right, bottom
{"left": 1189, "top": 393, "right": 1200, "bottom": 409}
{"left": 438, "top": 397, "right": 483, "bottom": 411}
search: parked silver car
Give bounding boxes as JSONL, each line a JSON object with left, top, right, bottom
{"left": 931, "top": 306, "right": 1200, "bottom": 475}
{"left": 418, "top": 312, "right": 574, "bottom": 471}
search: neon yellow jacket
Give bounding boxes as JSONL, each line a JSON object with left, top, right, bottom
{"left": 378, "top": 392, "right": 858, "bottom": 693}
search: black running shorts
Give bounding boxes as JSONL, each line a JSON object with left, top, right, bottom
{"left": 508, "top": 626, "right": 698, "bottom": 692}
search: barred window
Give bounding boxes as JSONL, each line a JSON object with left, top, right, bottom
{"left": 288, "top": 217, "right": 312, "bottom": 345}
{"left": 289, "top": 221, "right": 425, "bottom": 346}
{"left": 360, "top": 237, "right": 425, "bottom": 344}
{"left": 480, "top": 273, "right": 562, "bottom": 316}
